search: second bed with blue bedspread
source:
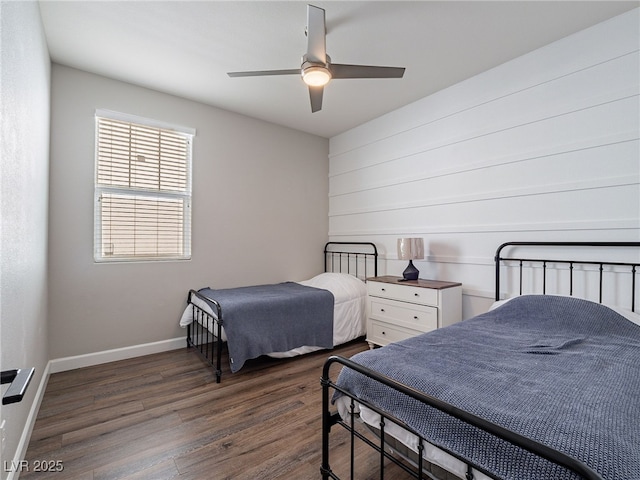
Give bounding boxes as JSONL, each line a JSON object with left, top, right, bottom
{"left": 334, "top": 295, "right": 640, "bottom": 480}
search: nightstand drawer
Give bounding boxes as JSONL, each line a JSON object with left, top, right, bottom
{"left": 368, "top": 320, "right": 421, "bottom": 346}
{"left": 365, "top": 276, "right": 462, "bottom": 348}
{"left": 367, "top": 281, "right": 438, "bottom": 306}
{"left": 370, "top": 299, "right": 437, "bottom": 331}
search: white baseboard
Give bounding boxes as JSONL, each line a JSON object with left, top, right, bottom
{"left": 49, "top": 337, "right": 186, "bottom": 374}
{"left": 7, "top": 362, "right": 50, "bottom": 480}
{"left": 7, "top": 338, "right": 186, "bottom": 478}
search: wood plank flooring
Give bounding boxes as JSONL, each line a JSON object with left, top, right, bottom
{"left": 22, "top": 340, "right": 418, "bottom": 480}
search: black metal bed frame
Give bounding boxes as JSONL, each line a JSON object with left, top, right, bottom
{"left": 495, "top": 241, "right": 639, "bottom": 311}
{"left": 324, "top": 241, "right": 378, "bottom": 279}
{"left": 186, "top": 241, "right": 378, "bottom": 383}
{"left": 321, "top": 241, "right": 640, "bottom": 480}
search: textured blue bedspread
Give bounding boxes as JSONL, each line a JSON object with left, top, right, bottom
{"left": 199, "top": 282, "right": 334, "bottom": 372}
{"left": 335, "top": 295, "right": 640, "bottom": 480}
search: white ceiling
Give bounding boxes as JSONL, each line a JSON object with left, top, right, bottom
{"left": 39, "top": 1, "right": 639, "bottom": 138}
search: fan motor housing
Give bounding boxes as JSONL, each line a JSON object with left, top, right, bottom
{"left": 301, "top": 54, "right": 332, "bottom": 86}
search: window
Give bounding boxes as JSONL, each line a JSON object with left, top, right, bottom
{"left": 94, "top": 110, "right": 194, "bottom": 262}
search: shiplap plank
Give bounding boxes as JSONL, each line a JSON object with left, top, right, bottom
{"left": 331, "top": 51, "right": 638, "bottom": 177}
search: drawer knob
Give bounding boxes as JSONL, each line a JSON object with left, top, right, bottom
{"left": 382, "top": 331, "right": 386, "bottom": 335}
{"left": 380, "top": 308, "right": 385, "bottom": 312}
{"left": 414, "top": 316, "right": 419, "bottom": 320}
{"left": 381, "top": 288, "right": 386, "bottom": 292}
{"left": 414, "top": 293, "right": 419, "bottom": 297}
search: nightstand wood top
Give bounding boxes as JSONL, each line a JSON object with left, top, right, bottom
{"left": 367, "top": 275, "right": 461, "bottom": 290}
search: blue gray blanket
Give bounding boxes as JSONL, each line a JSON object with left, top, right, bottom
{"left": 199, "top": 282, "right": 334, "bottom": 373}
{"left": 335, "top": 295, "right": 640, "bottom": 480}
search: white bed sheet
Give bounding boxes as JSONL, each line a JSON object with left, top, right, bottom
{"left": 179, "top": 272, "right": 367, "bottom": 358}
{"left": 335, "top": 298, "right": 640, "bottom": 480}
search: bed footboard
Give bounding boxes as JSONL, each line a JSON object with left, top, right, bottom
{"left": 186, "top": 289, "right": 224, "bottom": 383}
{"left": 321, "top": 355, "right": 603, "bottom": 480}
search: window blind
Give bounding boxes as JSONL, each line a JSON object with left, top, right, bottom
{"left": 94, "top": 114, "right": 193, "bottom": 262}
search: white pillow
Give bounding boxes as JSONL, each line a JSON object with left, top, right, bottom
{"left": 299, "top": 272, "right": 366, "bottom": 304}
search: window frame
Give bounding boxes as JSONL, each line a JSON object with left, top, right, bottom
{"left": 93, "top": 110, "right": 195, "bottom": 263}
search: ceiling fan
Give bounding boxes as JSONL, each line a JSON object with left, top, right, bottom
{"left": 227, "top": 4, "right": 406, "bottom": 113}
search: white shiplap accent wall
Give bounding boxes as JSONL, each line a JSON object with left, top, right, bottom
{"left": 329, "top": 10, "right": 640, "bottom": 317}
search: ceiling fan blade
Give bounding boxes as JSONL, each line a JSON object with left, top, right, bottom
{"left": 228, "top": 69, "right": 300, "bottom": 78}
{"left": 309, "top": 86, "right": 323, "bottom": 113}
{"left": 306, "top": 5, "right": 326, "bottom": 64}
{"left": 330, "top": 64, "right": 405, "bottom": 79}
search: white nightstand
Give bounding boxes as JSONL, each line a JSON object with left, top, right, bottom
{"left": 366, "top": 275, "right": 462, "bottom": 347}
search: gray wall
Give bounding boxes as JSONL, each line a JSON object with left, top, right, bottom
{"left": 0, "top": 1, "right": 51, "bottom": 476}
{"left": 48, "top": 65, "right": 329, "bottom": 359}
{"left": 328, "top": 9, "right": 640, "bottom": 318}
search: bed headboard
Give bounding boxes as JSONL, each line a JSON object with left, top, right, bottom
{"left": 495, "top": 241, "right": 640, "bottom": 312}
{"left": 324, "top": 242, "right": 378, "bottom": 280}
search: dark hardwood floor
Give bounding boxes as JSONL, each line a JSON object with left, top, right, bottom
{"left": 22, "top": 339, "right": 417, "bottom": 480}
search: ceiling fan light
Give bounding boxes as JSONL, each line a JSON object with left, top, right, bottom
{"left": 302, "top": 66, "right": 332, "bottom": 87}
